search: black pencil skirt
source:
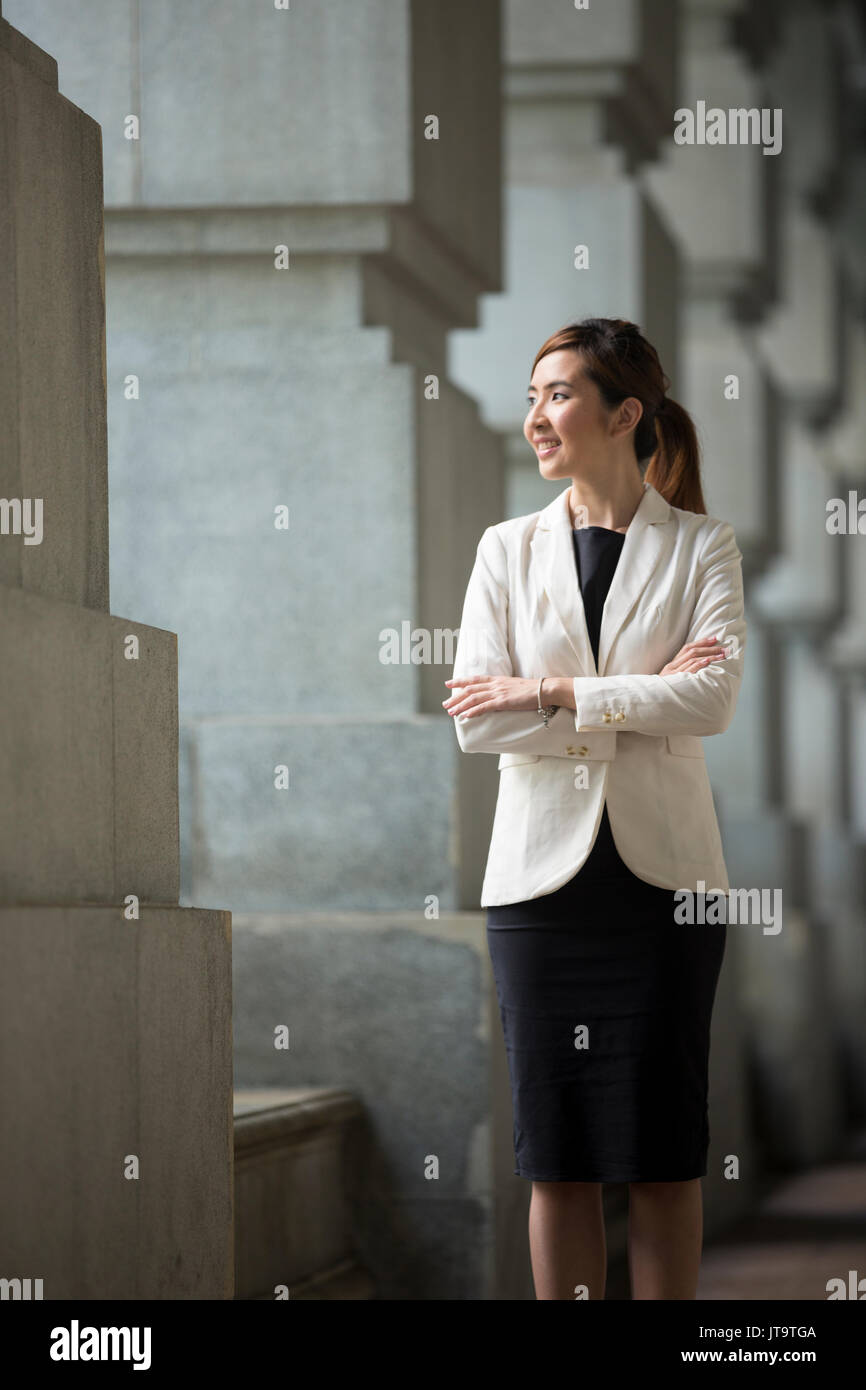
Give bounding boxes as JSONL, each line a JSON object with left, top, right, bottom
{"left": 486, "top": 810, "right": 726, "bottom": 1183}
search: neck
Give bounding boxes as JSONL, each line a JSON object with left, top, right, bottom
{"left": 567, "top": 470, "right": 645, "bottom": 532}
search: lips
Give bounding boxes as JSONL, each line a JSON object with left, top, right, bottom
{"left": 536, "top": 440, "right": 560, "bottom": 456}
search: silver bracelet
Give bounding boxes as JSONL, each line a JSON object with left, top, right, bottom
{"left": 537, "top": 677, "right": 559, "bottom": 728}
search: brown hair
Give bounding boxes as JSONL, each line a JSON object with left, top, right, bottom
{"left": 531, "top": 317, "right": 706, "bottom": 514}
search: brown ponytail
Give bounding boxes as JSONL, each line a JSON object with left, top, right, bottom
{"left": 530, "top": 318, "right": 707, "bottom": 514}
{"left": 644, "top": 395, "right": 706, "bottom": 515}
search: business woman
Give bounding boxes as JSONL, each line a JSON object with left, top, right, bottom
{"left": 444, "top": 317, "right": 746, "bottom": 1301}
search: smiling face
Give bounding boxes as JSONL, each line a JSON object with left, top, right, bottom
{"left": 524, "top": 348, "right": 636, "bottom": 481}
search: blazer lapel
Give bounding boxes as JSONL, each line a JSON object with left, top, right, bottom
{"left": 530, "top": 481, "right": 672, "bottom": 676}
{"left": 597, "top": 483, "right": 671, "bottom": 673}
{"left": 530, "top": 486, "right": 595, "bottom": 673}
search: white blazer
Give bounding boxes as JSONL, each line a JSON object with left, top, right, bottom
{"left": 451, "top": 481, "right": 746, "bottom": 905}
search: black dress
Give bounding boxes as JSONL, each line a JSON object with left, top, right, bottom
{"left": 485, "top": 525, "right": 726, "bottom": 1183}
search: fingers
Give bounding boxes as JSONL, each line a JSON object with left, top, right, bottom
{"left": 443, "top": 687, "right": 487, "bottom": 716}
{"left": 662, "top": 643, "right": 729, "bottom": 675}
{"left": 443, "top": 674, "right": 497, "bottom": 714}
{"left": 678, "top": 636, "right": 727, "bottom": 657}
{"left": 670, "top": 638, "right": 729, "bottom": 672}
{"left": 674, "top": 654, "right": 725, "bottom": 673}
{"left": 444, "top": 696, "right": 493, "bottom": 719}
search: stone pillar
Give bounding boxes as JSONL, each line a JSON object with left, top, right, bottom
{"left": 744, "top": 0, "right": 855, "bottom": 1165}
{"left": 827, "top": 0, "right": 866, "bottom": 1117}
{"left": 0, "top": 6, "right": 233, "bottom": 1298}
{"left": 820, "top": 312, "right": 866, "bottom": 1113}
{"left": 451, "top": 0, "right": 681, "bottom": 521}
{"left": 5, "top": 0, "right": 515, "bottom": 1297}
{"left": 644, "top": 0, "right": 863, "bottom": 1179}
{"left": 635, "top": 0, "right": 786, "bottom": 1225}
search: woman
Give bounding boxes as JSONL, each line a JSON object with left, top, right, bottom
{"left": 443, "top": 317, "right": 745, "bottom": 1301}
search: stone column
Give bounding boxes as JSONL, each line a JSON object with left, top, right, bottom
{"left": 827, "top": 1, "right": 866, "bottom": 1116}
{"left": 0, "top": 6, "right": 232, "bottom": 1298}
{"left": 820, "top": 311, "right": 866, "bottom": 1112}
{"left": 638, "top": 0, "right": 789, "bottom": 1220}
{"left": 745, "top": 0, "right": 855, "bottom": 1165}
{"left": 451, "top": 0, "right": 681, "bottom": 520}
{"left": 5, "top": 0, "right": 515, "bottom": 1297}
{"left": 641, "top": 0, "right": 864, "bottom": 1180}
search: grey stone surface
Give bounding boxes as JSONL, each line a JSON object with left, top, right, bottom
{"left": 0, "top": 16, "right": 108, "bottom": 611}
{"left": 233, "top": 912, "right": 524, "bottom": 1289}
{"left": 454, "top": 743, "right": 500, "bottom": 913}
{"left": 487, "top": 944, "right": 535, "bottom": 1300}
{"left": 783, "top": 636, "right": 845, "bottom": 824}
{"left": 0, "top": 584, "right": 180, "bottom": 903}
{"left": 414, "top": 374, "right": 505, "bottom": 718}
{"left": 234, "top": 1086, "right": 363, "bottom": 1299}
{"left": 702, "top": 928, "right": 758, "bottom": 1238}
{"left": 644, "top": 40, "right": 774, "bottom": 294}
{"left": 809, "top": 828, "right": 866, "bottom": 1113}
{"left": 180, "top": 718, "right": 457, "bottom": 912}
{"left": 0, "top": 3, "right": 234, "bottom": 1302}
{"left": 232, "top": 914, "right": 491, "bottom": 1200}
{"left": 0, "top": 905, "right": 233, "bottom": 1299}
{"left": 504, "top": 0, "right": 677, "bottom": 163}
{"left": 0, "top": 585, "right": 114, "bottom": 902}
{"left": 112, "top": 612, "right": 180, "bottom": 903}
{"left": 680, "top": 302, "right": 771, "bottom": 547}
{"left": 16, "top": 0, "right": 509, "bottom": 1288}
{"left": 107, "top": 354, "right": 417, "bottom": 718}
{"left": 7, "top": 0, "right": 503, "bottom": 288}
{"left": 350, "top": 1194, "right": 490, "bottom": 1301}
{"left": 450, "top": 182, "right": 679, "bottom": 439}
{"left": 704, "top": 600, "right": 769, "bottom": 818}
{"left": 726, "top": 814, "right": 844, "bottom": 1169}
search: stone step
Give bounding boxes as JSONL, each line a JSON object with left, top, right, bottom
{"left": 233, "top": 1087, "right": 374, "bottom": 1300}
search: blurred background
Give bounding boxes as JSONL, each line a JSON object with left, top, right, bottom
{"left": 1, "top": 0, "right": 865, "bottom": 1300}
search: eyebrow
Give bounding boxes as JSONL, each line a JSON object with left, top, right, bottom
{"left": 527, "top": 380, "right": 574, "bottom": 392}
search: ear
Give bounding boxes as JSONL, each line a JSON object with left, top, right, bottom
{"left": 614, "top": 396, "right": 643, "bottom": 435}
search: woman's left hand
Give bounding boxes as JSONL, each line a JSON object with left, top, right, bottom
{"left": 443, "top": 675, "right": 540, "bottom": 719}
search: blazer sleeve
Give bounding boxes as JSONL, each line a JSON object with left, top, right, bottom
{"left": 572, "top": 519, "right": 746, "bottom": 737}
{"left": 451, "top": 525, "right": 593, "bottom": 758}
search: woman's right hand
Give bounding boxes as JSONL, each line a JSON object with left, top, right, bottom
{"left": 659, "top": 636, "right": 728, "bottom": 677}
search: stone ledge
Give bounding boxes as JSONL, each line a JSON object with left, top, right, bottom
{"left": 233, "top": 1086, "right": 369, "bottom": 1300}
{"left": 234, "top": 1086, "right": 363, "bottom": 1159}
